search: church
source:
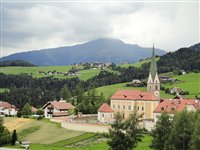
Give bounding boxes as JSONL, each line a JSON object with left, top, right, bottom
{"left": 98, "top": 45, "right": 160, "bottom": 131}
{"left": 98, "top": 45, "right": 199, "bottom": 131}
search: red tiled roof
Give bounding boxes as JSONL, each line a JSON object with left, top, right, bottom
{"left": 43, "top": 101, "right": 75, "bottom": 110}
{"left": 31, "top": 106, "right": 37, "bottom": 112}
{"left": 111, "top": 90, "right": 159, "bottom": 101}
{"left": 52, "top": 112, "right": 69, "bottom": 117}
{"left": 0, "top": 101, "right": 17, "bottom": 110}
{"left": 153, "top": 99, "right": 198, "bottom": 113}
{"left": 98, "top": 103, "right": 113, "bottom": 112}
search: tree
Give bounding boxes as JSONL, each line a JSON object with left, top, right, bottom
{"left": 164, "top": 110, "right": 194, "bottom": 150}
{"left": 108, "top": 112, "right": 128, "bottom": 150}
{"left": 189, "top": 111, "right": 200, "bottom": 150}
{"left": 36, "top": 109, "right": 44, "bottom": 116}
{"left": 108, "top": 110, "right": 143, "bottom": 150}
{"left": 61, "top": 84, "right": 71, "bottom": 102}
{"left": 11, "top": 129, "right": 17, "bottom": 145}
{"left": 0, "top": 117, "right": 11, "bottom": 146}
{"left": 123, "top": 110, "right": 143, "bottom": 149}
{"left": 151, "top": 112, "right": 172, "bottom": 150}
{"left": 22, "top": 103, "right": 32, "bottom": 117}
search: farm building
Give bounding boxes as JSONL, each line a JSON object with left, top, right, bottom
{"left": 43, "top": 100, "right": 75, "bottom": 118}
{"left": 0, "top": 101, "right": 18, "bottom": 116}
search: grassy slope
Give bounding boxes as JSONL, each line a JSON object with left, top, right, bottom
{"left": 96, "top": 83, "right": 174, "bottom": 100}
{"left": 119, "top": 57, "right": 159, "bottom": 68}
{"left": 4, "top": 117, "right": 152, "bottom": 150}
{"left": 0, "top": 88, "right": 10, "bottom": 93}
{"left": 162, "top": 73, "right": 200, "bottom": 98}
{"left": 4, "top": 117, "right": 84, "bottom": 144}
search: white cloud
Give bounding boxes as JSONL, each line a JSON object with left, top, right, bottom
{"left": 1, "top": 1, "right": 199, "bottom": 57}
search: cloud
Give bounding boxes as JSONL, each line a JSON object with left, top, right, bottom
{"left": 1, "top": 1, "right": 199, "bottom": 56}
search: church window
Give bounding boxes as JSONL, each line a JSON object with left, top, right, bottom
{"left": 123, "top": 105, "right": 125, "bottom": 110}
{"left": 155, "top": 85, "right": 158, "bottom": 90}
{"left": 149, "top": 86, "right": 151, "bottom": 90}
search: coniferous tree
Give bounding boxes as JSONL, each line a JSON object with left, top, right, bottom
{"left": 189, "top": 110, "right": 200, "bottom": 150}
{"left": 11, "top": 129, "right": 17, "bottom": 145}
{"left": 0, "top": 117, "right": 11, "bottom": 146}
{"left": 22, "top": 103, "right": 32, "bottom": 117}
{"left": 61, "top": 84, "right": 71, "bottom": 102}
{"left": 151, "top": 112, "right": 172, "bottom": 150}
{"left": 108, "top": 112, "right": 128, "bottom": 150}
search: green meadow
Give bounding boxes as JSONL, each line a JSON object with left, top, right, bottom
{"left": 3, "top": 117, "right": 152, "bottom": 150}
{"left": 119, "top": 57, "right": 159, "bottom": 68}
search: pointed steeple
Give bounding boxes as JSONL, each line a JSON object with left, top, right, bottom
{"left": 149, "top": 44, "right": 157, "bottom": 80}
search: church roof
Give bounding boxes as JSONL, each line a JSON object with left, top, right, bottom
{"left": 98, "top": 103, "right": 113, "bottom": 112}
{"left": 149, "top": 44, "right": 158, "bottom": 80}
{"left": 111, "top": 90, "right": 159, "bottom": 101}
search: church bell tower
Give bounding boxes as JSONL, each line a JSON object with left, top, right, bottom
{"left": 147, "top": 44, "right": 160, "bottom": 98}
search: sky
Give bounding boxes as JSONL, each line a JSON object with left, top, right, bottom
{"left": 1, "top": 0, "right": 199, "bottom": 57}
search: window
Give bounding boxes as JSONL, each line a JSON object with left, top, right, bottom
{"left": 155, "top": 85, "right": 158, "bottom": 90}
{"left": 137, "top": 106, "right": 139, "bottom": 110}
{"left": 123, "top": 105, "right": 125, "bottom": 110}
{"left": 142, "top": 107, "right": 144, "bottom": 111}
{"left": 128, "top": 105, "right": 131, "bottom": 110}
{"left": 113, "top": 104, "right": 115, "bottom": 109}
{"left": 118, "top": 105, "right": 120, "bottom": 109}
{"left": 102, "top": 114, "right": 104, "bottom": 117}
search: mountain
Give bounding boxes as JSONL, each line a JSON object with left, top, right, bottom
{"left": 0, "top": 60, "right": 37, "bottom": 67}
{"left": 0, "top": 38, "right": 166, "bottom": 66}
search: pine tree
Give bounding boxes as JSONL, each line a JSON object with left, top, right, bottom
{"left": 22, "top": 103, "right": 32, "bottom": 117}
{"left": 123, "top": 110, "right": 143, "bottom": 149}
{"left": 61, "top": 84, "right": 71, "bottom": 102}
{"left": 0, "top": 117, "right": 11, "bottom": 146}
{"left": 108, "top": 112, "right": 128, "bottom": 150}
{"left": 189, "top": 111, "right": 200, "bottom": 150}
{"left": 11, "top": 129, "right": 17, "bottom": 145}
{"left": 151, "top": 112, "right": 172, "bottom": 150}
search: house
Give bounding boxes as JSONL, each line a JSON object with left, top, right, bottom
{"left": 158, "top": 75, "right": 173, "bottom": 82}
{"left": 98, "top": 103, "right": 114, "bottom": 123}
{"left": 43, "top": 100, "right": 75, "bottom": 118}
{"left": 31, "top": 106, "right": 38, "bottom": 114}
{"left": 132, "top": 79, "right": 142, "bottom": 86}
{"left": 0, "top": 101, "right": 18, "bottom": 116}
{"left": 153, "top": 98, "right": 200, "bottom": 123}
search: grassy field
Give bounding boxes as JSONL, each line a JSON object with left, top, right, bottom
{"left": 96, "top": 82, "right": 174, "bottom": 100}
{"left": 4, "top": 117, "right": 84, "bottom": 144}
{"left": 162, "top": 73, "right": 200, "bottom": 98}
{"left": 3, "top": 117, "right": 152, "bottom": 150}
{"left": 119, "top": 57, "right": 159, "bottom": 68}
{"left": 0, "top": 88, "right": 10, "bottom": 93}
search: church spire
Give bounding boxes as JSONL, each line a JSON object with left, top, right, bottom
{"left": 149, "top": 43, "right": 157, "bottom": 80}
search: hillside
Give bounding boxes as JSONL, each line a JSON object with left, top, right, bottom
{"left": 157, "top": 43, "right": 200, "bottom": 73}
{"left": 96, "top": 73, "right": 200, "bottom": 100}
{"left": 0, "top": 38, "right": 166, "bottom": 66}
{"left": 0, "top": 60, "right": 36, "bottom": 67}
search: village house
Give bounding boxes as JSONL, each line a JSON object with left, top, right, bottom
{"left": 0, "top": 101, "right": 18, "bottom": 116}
{"left": 153, "top": 98, "right": 200, "bottom": 123}
{"left": 131, "top": 79, "right": 142, "bottom": 86}
{"left": 43, "top": 100, "right": 75, "bottom": 118}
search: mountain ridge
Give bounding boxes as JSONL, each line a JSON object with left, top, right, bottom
{"left": 0, "top": 38, "right": 166, "bottom": 66}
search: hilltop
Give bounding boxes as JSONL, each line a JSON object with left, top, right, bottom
{"left": 0, "top": 38, "right": 165, "bottom": 66}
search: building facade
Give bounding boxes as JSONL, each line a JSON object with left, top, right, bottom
{"left": 0, "top": 101, "right": 18, "bottom": 116}
{"left": 43, "top": 100, "right": 75, "bottom": 118}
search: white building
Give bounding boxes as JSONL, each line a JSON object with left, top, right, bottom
{"left": 98, "top": 103, "right": 114, "bottom": 123}
{"left": 0, "top": 101, "right": 18, "bottom": 116}
{"left": 43, "top": 100, "right": 75, "bottom": 118}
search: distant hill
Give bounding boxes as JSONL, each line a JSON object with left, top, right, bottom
{"left": 0, "top": 60, "right": 36, "bottom": 67}
{"left": 0, "top": 38, "right": 166, "bottom": 66}
{"left": 157, "top": 43, "right": 200, "bottom": 73}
